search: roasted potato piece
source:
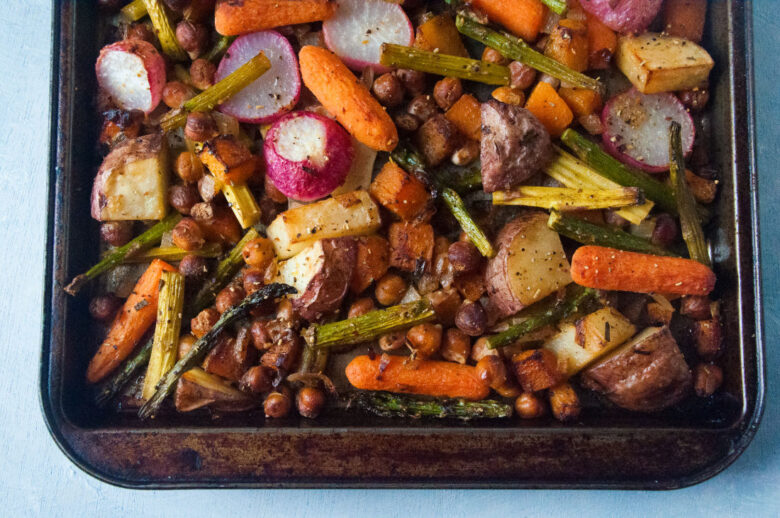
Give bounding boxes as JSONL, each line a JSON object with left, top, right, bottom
{"left": 175, "top": 368, "right": 257, "bottom": 413}
{"left": 369, "top": 161, "right": 432, "bottom": 221}
{"left": 350, "top": 235, "right": 391, "bottom": 295}
{"left": 202, "top": 328, "right": 256, "bottom": 382}
{"left": 512, "top": 349, "right": 562, "bottom": 393}
{"left": 388, "top": 221, "right": 435, "bottom": 272}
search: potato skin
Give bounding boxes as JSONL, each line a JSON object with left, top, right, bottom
{"left": 293, "top": 237, "right": 357, "bottom": 321}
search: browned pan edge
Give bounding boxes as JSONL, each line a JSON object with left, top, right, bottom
{"left": 40, "top": 0, "right": 765, "bottom": 489}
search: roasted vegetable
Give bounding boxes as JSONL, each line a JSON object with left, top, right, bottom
{"left": 96, "top": 39, "right": 166, "bottom": 113}
{"left": 142, "top": 271, "right": 185, "bottom": 400}
{"left": 441, "top": 189, "right": 494, "bottom": 258}
{"left": 348, "top": 392, "right": 512, "bottom": 420}
{"left": 380, "top": 44, "right": 510, "bottom": 85}
{"left": 493, "top": 186, "right": 642, "bottom": 211}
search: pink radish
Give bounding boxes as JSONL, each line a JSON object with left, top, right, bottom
{"left": 580, "top": 0, "right": 662, "bottom": 34}
{"left": 602, "top": 88, "right": 695, "bottom": 173}
{"left": 323, "top": 0, "right": 414, "bottom": 73}
{"left": 264, "top": 111, "right": 354, "bottom": 201}
{"left": 96, "top": 40, "right": 165, "bottom": 113}
{"left": 216, "top": 31, "right": 301, "bottom": 124}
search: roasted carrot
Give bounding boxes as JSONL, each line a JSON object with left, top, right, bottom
{"left": 471, "top": 0, "right": 547, "bottom": 43}
{"left": 299, "top": 46, "right": 398, "bottom": 152}
{"left": 570, "top": 245, "right": 716, "bottom": 296}
{"left": 558, "top": 87, "right": 603, "bottom": 117}
{"left": 350, "top": 235, "right": 391, "bottom": 295}
{"left": 525, "top": 81, "right": 574, "bottom": 137}
{"left": 544, "top": 19, "right": 589, "bottom": 73}
{"left": 215, "top": 0, "right": 336, "bottom": 36}
{"left": 584, "top": 12, "right": 617, "bottom": 70}
{"left": 198, "top": 137, "right": 255, "bottom": 186}
{"left": 662, "top": 0, "right": 707, "bottom": 43}
{"left": 370, "top": 161, "right": 432, "bottom": 221}
{"left": 444, "top": 93, "right": 482, "bottom": 141}
{"left": 345, "top": 355, "right": 490, "bottom": 400}
{"left": 388, "top": 221, "right": 434, "bottom": 272}
{"left": 86, "top": 259, "right": 177, "bottom": 383}
{"left": 414, "top": 13, "right": 469, "bottom": 57}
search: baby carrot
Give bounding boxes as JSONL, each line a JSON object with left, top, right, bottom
{"left": 215, "top": 0, "right": 336, "bottom": 36}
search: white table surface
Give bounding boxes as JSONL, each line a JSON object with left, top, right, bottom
{"left": 0, "top": 1, "right": 777, "bottom": 516}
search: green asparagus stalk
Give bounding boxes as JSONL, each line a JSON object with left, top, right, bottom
{"left": 139, "top": 283, "right": 295, "bottom": 419}
{"left": 64, "top": 212, "right": 183, "bottom": 295}
{"left": 304, "top": 300, "right": 435, "bottom": 349}
{"left": 188, "top": 228, "right": 260, "bottom": 316}
{"left": 94, "top": 338, "right": 153, "bottom": 408}
{"left": 380, "top": 44, "right": 510, "bottom": 85}
{"left": 540, "top": 0, "right": 568, "bottom": 15}
{"left": 111, "top": 242, "right": 222, "bottom": 263}
{"left": 142, "top": 0, "right": 187, "bottom": 61}
{"left": 391, "top": 146, "right": 482, "bottom": 193}
{"left": 142, "top": 271, "right": 185, "bottom": 400}
{"left": 204, "top": 36, "right": 238, "bottom": 63}
{"left": 548, "top": 211, "right": 679, "bottom": 257}
{"left": 348, "top": 392, "right": 513, "bottom": 420}
{"left": 493, "top": 186, "right": 643, "bottom": 211}
{"left": 455, "top": 14, "right": 602, "bottom": 92}
{"left": 486, "top": 285, "right": 597, "bottom": 349}
{"left": 120, "top": 0, "right": 147, "bottom": 21}
{"left": 669, "top": 122, "right": 711, "bottom": 267}
{"left": 160, "top": 51, "right": 271, "bottom": 132}
{"left": 442, "top": 188, "right": 495, "bottom": 258}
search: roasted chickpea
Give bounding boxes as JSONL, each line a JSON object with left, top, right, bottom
{"left": 348, "top": 297, "right": 376, "bottom": 319}
{"left": 406, "top": 94, "right": 439, "bottom": 122}
{"left": 178, "top": 254, "right": 209, "bottom": 279}
{"left": 694, "top": 363, "right": 723, "bottom": 397}
{"left": 197, "top": 176, "right": 220, "bottom": 202}
{"left": 375, "top": 273, "right": 407, "bottom": 306}
{"left": 264, "top": 387, "right": 292, "bottom": 418}
{"left": 455, "top": 301, "right": 487, "bottom": 336}
{"left": 250, "top": 319, "right": 272, "bottom": 350}
{"left": 433, "top": 77, "right": 463, "bottom": 110}
{"left": 604, "top": 210, "right": 630, "bottom": 229}
{"left": 242, "top": 236, "right": 275, "bottom": 270}
{"left": 482, "top": 47, "right": 510, "bottom": 65}
{"left": 471, "top": 336, "right": 500, "bottom": 362}
{"left": 239, "top": 365, "right": 275, "bottom": 395}
{"left": 190, "top": 58, "right": 217, "bottom": 90}
{"left": 372, "top": 72, "right": 404, "bottom": 107}
{"left": 172, "top": 217, "right": 205, "bottom": 251}
{"left": 549, "top": 382, "right": 581, "bottom": 422}
{"left": 184, "top": 111, "right": 217, "bottom": 142}
{"left": 678, "top": 88, "right": 710, "bottom": 111}
{"left": 88, "top": 294, "right": 122, "bottom": 322}
{"left": 578, "top": 113, "right": 604, "bottom": 135}
{"left": 177, "top": 334, "right": 197, "bottom": 359}
{"left": 215, "top": 284, "right": 246, "bottom": 313}
{"left": 395, "top": 68, "right": 427, "bottom": 96}
{"left": 162, "top": 81, "right": 195, "bottom": 108}
{"left": 394, "top": 112, "right": 420, "bottom": 133}
{"left": 176, "top": 20, "right": 208, "bottom": 56}
{"left": 379, "top": 331, "right": 406, "bottom": 352}
{"left": 191, "top": 307, "right": 219, "bottom": 338}
{"left": 168, "top": 183, "right": 201, "bottom": 215}
{"left": 451, "top": 139, "right": 480, "bottom": 166}
{"left": 99, "top": 221, "right": 133, "bottom": 247}
{"left": 509, "top": 61, "right": 537, "bottom": 90}
{"left": 264, "top": 174, "right": 288, "bottom": 204}
{"left": 175, "top": 151, "right": 204, "bottom": 183}
{"left": 681, "top": 296, "right": 712, "bottom": 321}
{"left": 448, "top": 241, "right": 482, "bottom": 274}
{"left": 441, "top": 328, "right": 471, "bottom": 364}
{"left": 476, "top": 356, "right": 520, "bottom": 398}
{"left": 125, "top": 22, "right": 155, "bottom": 43}
{"left": 296, "top": 386, "right": 327, "bottom": 418}
{"left": 651, "top": 213, "right": 678, "bottom": 247}
{"left": 276, "top": 298, "right": 300, "bottom": 327}
{"left": 190, "top": 202, "right": 216, "bottom": 221}
{"left": 242, "top": 267, "right": 266, "bottom": 295}
{"left": 514, "top": 392, "right": 546, "bottom": 419}
{"left": 406, "top": 323, "right": 442, "bottom": 358}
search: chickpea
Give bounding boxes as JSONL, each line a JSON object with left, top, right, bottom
{"left": 433, "top": 77, "right": 463, "bottom": 111}
{"left": 215, "top": 284, "right": 246, "bottom": 313}
{"left": 176, "top": 20, "right": 208, "bottom": 57}
{"left": 162, "top": 81, "right": 195, "bottom": 109}
{"left": 448, "top": 241, "right": 482, "bottom": 274}
{"left": 471, "top": 336, "right": 500, "bottom": 362}
{"left": 348, "top": 297, "right": 375, "bottom": 319}
{"left": 681, "top": 296, "right": 712, "bottom": 321}
{"left": 678, "top": 88, "right": 710, "bottom": 112}
{"left": 394, "top": 112, "right": 420, "bottom": 133}
{"left": 239, "top": 365, "right": 274, "bottom": 395}
{"left": 172, "top": 217, "right": 205, "bottom": 251}
{"left": 509, "top": 61, "right": 537, "bottom": 90}
{"left": 99, "top": 221, "right": 133, "bottom": 246}
{"left": 296, "top": 386, "right": 327, "bottom": 418}
{"left": 395, "top": 68, "right": 427, "bottom": 96}
{"left": 482, "top": 47, "right": 510, "bottom": 65}
{"left": 242, "top": 236, "right": 275, "bottom": 270}
{"left": 694, "top": 363, "right": 724, "bottom": 397}
{"left": 190, "top": 201, "right": 215, "bottom": 221}
{"left": 175, "top": 151, "right": 204, "bottom": 183}
{"left": 190, "top": 58, "right": 217, "bottom": 90}
{"left": 125, "top": 22, "right": 155, "bottom": 43}
{"left": 455, "top": 301, "right": 487, "bottom": 336}
{"left": 451, "top": 139, "right": 480, "bottom": 166}
{"left": 276, "top": 298, "right": 300, "bottom": 327}
{"left": 604, "top": 210, "right": 630, "bottom": 229}
{"left": 441, "top": 328, "right": 471, "bottom": 364}
{"left": 178, "top": 254, "right": 209, "bottom": 279}
{"left": 177, "top": 334, "right": 197, "bottom": 360}
{"left": 184, "top": 111, "right": 217, "bottom": 142}
{"left": 514, "top": 392, "right": 546, "bottom": 419}
{"left": 425, "top": 288, "right": 462, "bottom": 326}
{"left": 264, "top": 174, "right": 288, "bottom": 204}
{"left": 651, "top": 213, "right": 678, "bottom": 247}
{"left": 374, "top": 273, "right": 407, "bottom": 306}
{"left": 406, "top": 94, "right": 439, "bottom": 123}
{"left": 577, "top": 113, "right": 604, "bottom": 136}
{"left": 406, "top": 323, "right": 443, "bottom": 358}
{"left": 197, "top": 176, "right": 220, "bottom": 202}
{"left": 242, "top": 267, "right": 266, "bottom": 295}
{"left": 476, "top": 356, "right": 520, "bottom": 398}
{"left": 88, "top": 294, "right": 122, "bottom": 322}
{"left": 379, "top": 331, "right": 406, "bottom": 352}
{"left": 168, "top": 183, "right": 201, "bottom": 215}
{"left": 372, "top": 72, "right": 404, "bottom": 107}
{"left": 191, "top": 307, "right": 219, "bottom": 338}
{"left": 250, "top": 319, "right": 272, "bottom": 350}
{"left": 264, "top": 387, "right": 292, "bottom": 418}
{"left": 549, "top": 382, "right": 581, "bottom": 422}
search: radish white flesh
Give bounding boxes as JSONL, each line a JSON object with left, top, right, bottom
{"left": 602, "top": 89, "right": 695, "bottom": 173}
{"left": 216, "top": 31, "right": 300, "bottom": 124}
{"left": 580, "top": 0, "right": 662, "bottom": 34}
{"left": 96, "top": 40, "right": 165, "bottom": 113}
{"left": 264, "top": 111, "right": 354, "bottom": 201}
{"left": 323, "top": 0, "right": 414, "bottom": 72}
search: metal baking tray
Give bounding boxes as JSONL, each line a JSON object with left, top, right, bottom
{"left": 41, "top": 0, "right": 764, "bottom": 489}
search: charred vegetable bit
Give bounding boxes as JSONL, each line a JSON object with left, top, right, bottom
{"left": 204, "top": 36, "right": 238, "bottom": 63}
{"left": 486, "top": 285, "right": 597, "bottom": 349}
{"left": 540, "top": 0, "right": 568, "bottom": 16}
{"left": 492, "top": 186, "right": 643, "bottom": 211}
{"left": 139, "top": 283, "right": 295, "bottom": 419}
{"left": 304, "top": 300, "right": 436, "bottom": 349}
{"left": 142, "top": 271, "right": 185, "bottom": 400}
{"left": 379, "top": 44, "right": 510, "bottom": 86}
{"left": 113, "top": 242, "right": 222, "bottom": 263}
{"left": 670, "top": 122, "right": 710, "bottom": 267}
{"left": 160, "top": 51, "right": 271, "bottom": 132}
{"left": 120, "top": 0, "right": 147, "bottom": 22}
{"left": 94, "top": 339, "right": 153, "bottom": 408}
{"left": 442, "top": 188, "right": 495, "bottom": 258}
{"left": 455, "top": 14, "right": 602, "bottom": 92}
{"left": 348, "top": 391, "right": 512, "bottom": 420}
{"left": 64, "top": 212, "right": 182, "bottom": 295}
{"left": 142, "top": 0, "right": 187, "bottom": 61}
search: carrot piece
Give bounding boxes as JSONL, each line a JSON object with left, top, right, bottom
{"left": 370, "top": 161, "right": 432, "bottom": 221}
{"left": 215, "top": 0, "right": 336, "bottom": 36}
{"left": 585, "top": 12, "right": 617, "bottom": 70}
{"left": 388, "top": 221, "right": 434, "bottom": 272}
{"left": 198, "top": 136, "right": 255, "bottom": 186}
{"left": 525, "top": 81, "right": 574, "bottom": 137}
{"left": 471, "top": 0, "right": 547, "bottom": 43}
{"left": 512, "top": 349, "right": 562, "bottom": 392}
{"left": 414, "top": 13, "right": 469, "bottom": 58}
{"left": 86, "top": 259, "right": 177, "bottom": 383}
{"left": 299, "top": 46, "right": 398, "bottom": 152}
{"left": 350, "top": 235, "right": 391, "bottom": 294}
{"left": 544, "top": 19, "right": 589, "bottom": 73}
{"left": 571, "top": 245, "right": 716, "bottom": 296}
{"left": 444, "top": 93, "right": 482, "bottom": 141}
{"left": 345, "top": 355, "right": 490, "bottom": 400}
{"left": 662, "top": 0, "right": 707, "bottom": 43}
{"left": 558, "top": 87, "right": 603, "bottom": 117}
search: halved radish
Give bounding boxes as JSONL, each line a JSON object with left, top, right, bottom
{"left": 96, "top": 40, "right": 165, "bottom": 113}
{"left": 216, "top": 31, "right": 301, "bottom": 124}
{"left": 322, "top": 0, "right": 414, "bottom": 73}
{"left": 580, "top": 0, "right": 663, "bottom": 34}
{"left": 602, "top": 89, "right": 695, "bottom": 173}
{"left": 264, "top": 111, "right": 354, "bottom": 201}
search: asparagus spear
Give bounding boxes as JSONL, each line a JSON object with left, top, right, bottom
{"left": 455, "top": 14, "right": 602, "bottom": 92}
{"left": 670, "top": 122, "right": 711, "bottom": 267}
{"left": 548, "top": 211, "right": 679, "bottom": 257}
{"left": 222, "top": 183, "right": 262, "bottom": 229}
{"left": 204, "top": 36, "right": 237, "bottom": 63}
{"left": 492, "top": 186, "right": 643, "bottom": 211}
{"left": 441, "top": 188, "right": 495, "bottom": 258}
{"left": 120, "top": 0, "right": 147, "bottom": 21}
{"left": 540, "top": 0, "right": 568, "bottom": 15}
{"left": 391, "top": 146, "right": 482, "bottom": 193}
{"left": 64, "top": 212, "right": 182, "bottom": 295}
{"left": 160, "top": 51, "right": 271, "bottom": 132}
{"left": 139, "top": 283, "right": 295, "bottom": 419}
{"left": 94, "top": 338, "right": 153, "bottom": 408}
{"left": 303, "top": 300, "right": 435, "bottom": 349}
{"left": 142, "top": 0, "right": 187, "bottom": 61}
{"left": 111, "top": 242, "right": 222, "bottom": 263}
{"left": 142, "top": 271, "right": 185, "bottom": 400}
{"left": 348, "top": 392, "right": 513, "bottom": 420}
{"left": 486, "top": 285, "right": 597, "bottom": 349}
{"left": 379, "top": 44, "right": 511, "bottom": 85}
